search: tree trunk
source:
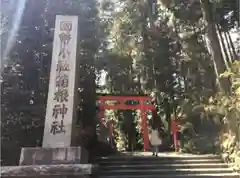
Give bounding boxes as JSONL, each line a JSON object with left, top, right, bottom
{"left": 223, "top": 31, "right": 234, "bottom": 61}
{"left": 216, "top": 24, "right": 230, "bottom": 69}
{"left": 200, "top": 0, "right": 227, "bottom": 90}
{"left": 226, "top": 31, "right": 238, "bottom": 61}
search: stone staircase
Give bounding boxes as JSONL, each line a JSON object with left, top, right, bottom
{"left": 94, "top": 152, "right": 240, "bottom": 178}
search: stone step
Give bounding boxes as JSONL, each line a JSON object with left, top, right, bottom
{"left": 99, "top": 163, "right": 230, "bottom": 170}
{"left": 120, "top": 152, "right": 218, "bottom": 157}
{"left": 95, "top": 153, "right": 238, "bottom": 178}
{"left": 99, "top": 168, "right": 235, "bottom": 176}
{"left": 98, "top": 172, "right": 240, "bottom": 178}
{"left": 96, "top": 153, "right": 221, "bottom": 161}
{"left": 97, "top": 158, "right": 223, "bottom": 165}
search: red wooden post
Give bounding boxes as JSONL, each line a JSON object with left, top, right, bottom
{"left": 107, "top": 119, "right": 114, "bottom": 137}
{"left": 173, "top": 132, "right": 178, "bottom": 151}
{"left": 98, "top": 100, "right": 105, "bottom": 122}
{"left": 98, "top": 110, "right": 104, "bottom": 121}
{"left": 140, "top": 100, "right": 149, "bottom": 152}
{"left": 107, "top": 119, "right": 115, "bottom": 148}
{"left": 171, "top": 119, "right": 179, "bottom": 152}
{"left": 141, "top": 110, "right": 149, "bottom": 151}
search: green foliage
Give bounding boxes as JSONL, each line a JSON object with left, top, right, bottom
{"left": 200, "top": 61, "right": 240, "bottom": 169}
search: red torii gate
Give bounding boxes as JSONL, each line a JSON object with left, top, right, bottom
{"left": 97, "top": 95, "right": 155, "bottom": 151}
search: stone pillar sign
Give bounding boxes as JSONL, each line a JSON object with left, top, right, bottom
{"left": 42, "top": 15, "right": 78, "bottom": 148}
{"left": 17, "top": 15, "right": 88, "bottom": 166}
